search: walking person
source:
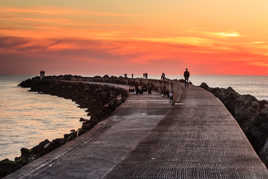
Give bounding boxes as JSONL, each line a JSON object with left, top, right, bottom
{"left": 169, "top": 91, "right": 174, "bottom": 105}
{"left": 184, "top": 68, "right": 190, "bottom": 88}
{"left": 135, "top": 83, "right": 139, "bottom": 95}
{"left": 148, "top": 83, "right": 152, "bottom": 95}
{"left": 161, "top": 73, "right": 166, "bottom": 80}
{"left": 169, "top": 82, "right": 175, "bottom": 105}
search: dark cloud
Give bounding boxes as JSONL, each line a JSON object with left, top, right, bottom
{"left": 0, "top": 36, "right": 28, "bottom": 49}
{"left": 0, "top": 35, "right": 198, "bottom": 75}
{"left": 0, "top": 36, "right": 140, "bottom": 75}
{"left": 0, "top": 36, "right": 135, "bottom": 59}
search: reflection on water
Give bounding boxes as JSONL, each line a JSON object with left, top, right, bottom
{"left": 0, "top": 76, "right": 87, "bottom": 160}
{"left": 151, "top": 75, "right": 268, "bottom": 100}
{"left": 191, "top": 75, "right": 268, "bottom": 101}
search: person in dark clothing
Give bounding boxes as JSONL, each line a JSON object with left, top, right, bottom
{"left": 148, "top": 83, "right": 152, "bottom": 95}
{"left": 135, "top": 83, "right": 139, "bottom": 95}
{"left": 184, "top": 68, "right": 190, "bottom": 88}
{"left": 163, "top": 85, "right": 167, "bottom": 97}
{"left": 161, "top": 73, "right": 166, "bottom": 80}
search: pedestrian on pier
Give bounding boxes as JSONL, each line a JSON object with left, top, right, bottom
{"left": 169, "top": 91, "right": 174, "bottom": 105}
{"left": 169, "top": 82, "right": 175, "bottom": 105}
{"left": 148, "top": 83, "right": 152, "bottom": 95}
{"left": 184, "top": 68, "right": 190, "bottom": 88}
{"left": 161, "top": 73, "right": 166, "bottom": 80}
{"left": 135, "top": 83, "right": 139, "bottom": 95}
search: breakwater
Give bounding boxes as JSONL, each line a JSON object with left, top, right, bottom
{"left": 2, "top": 76, "right": 264, "bottom": 178}
{"left": 1, "top": 75, "right": 183, "bottom": 178}
{"left": 0, "top": 77, "right": 128, "bottom": 178}
{"left": 200, "top": 82, "right": 268, "bottom": 167}
{"left": 5, "top": 77, "right": 268, "bottom": 179}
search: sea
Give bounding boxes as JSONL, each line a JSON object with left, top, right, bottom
{"left": 0, "top": 75, "right": 268, "bottom": 160}
{"left": 0, "top": 75, "right": 88, "bottom": 160}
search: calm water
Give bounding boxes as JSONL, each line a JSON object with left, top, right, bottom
{"left": 1, "top": 75, "right": 268, "bottom": 160}
{"left": 151, "top": 75, "right": 268, "bottom": 101}
{"left": 191, "top": 75, "right": 268, "bottom": 100}
{"left": 0, "top": 76, "right": 87, "bottom": 160}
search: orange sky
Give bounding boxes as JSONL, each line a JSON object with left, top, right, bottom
{"left": 1, "top": 0, "right": 268, "bottom": 75}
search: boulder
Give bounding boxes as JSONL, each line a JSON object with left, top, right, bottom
{"left": 31, "top": 139, "right": 50, "bottom": 156}
{"left": 0, "top": 159, "right": 18, "bottom": 178}
{"left": 80, "top": 118, "right": 88, "bottom": 122}
{"left": 20, "top": 148, "right": 31, "bottom": 159}
{"left": 259, "top": 138, "right": 268, "bottom": 166}
{"left": 51, "top": 138, "right": 66, "bottom": 148}
{"left": 200, "top": 82, "right": 209, "bottom": 90}
{"left": 64, "top": 130, "right": 77, "bottom": 141}
{"left": 77, "top": 128, "right": 87, "bottom": 136}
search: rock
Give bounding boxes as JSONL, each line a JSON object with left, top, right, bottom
{"left": 80, "top": 118, "right": 88, "bottom": 122}
{"left": 70, "top": 129, "right": 76, "bottom": 133}
{"left": 259, "top": 139, "right": 268, "bottom": 166}
{"left": 200, "top": 82, "right": 209, "bottom": 90}
{"left": 64, "top": 130, "right": 77, "bottom": 141}
{"left": 31, "top": 139, "right": 50, "bottom": 156}
{"left": 51, "top": 138, "right": 65, "bottom": 148}
{"left": 82, "top": 121, "right": 95, "bottom": 130}
{"left": 20, "top": 148, "right": 31, "bottom": 159}
{"left": 0, "top": 159, "right": 18, "bottom": 178}
{"left": 260, "top": 106, "right": 268, "bottom": 117}
{"left": 43, "top": 142, "right": 51, "bottom": 150}
{"left": 117, "top": 94, "right": 122, "bottom": 101}
{"left": 234, "top": 95, "right": 259, "bottom": 124}
{"left": 77, "top": 128, "right": 87, "bottom": 136}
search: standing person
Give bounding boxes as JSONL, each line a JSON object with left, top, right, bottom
{"left": 163, "top": 85, "right": 167, "bottom": 97}
{"left": 148, "top": 83, "right": 152, "bottom": 95}
{"left": 138, "top": 84, "right": 143, "bottom": 95}
{"left": 169, "top": 81, "right": 175, "bottom": 105}
{"left": 135, "top": 83, "right": 139, "bottom": 95}
{"left": 169, "top": 91, "right": 173, "bottom": 104}
{"left": 161, "top": 73, "right": 166, "bottom": 80}
{"left": 184, "top": 68, "right": 190, "bottom": 88}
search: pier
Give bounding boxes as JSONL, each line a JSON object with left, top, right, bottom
{"left": 5, "top": 80, "right": 268, "bottom": 179}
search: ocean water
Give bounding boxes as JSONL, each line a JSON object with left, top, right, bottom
{"left": 0, "top": 76, "right": 88, "bottom": 160}
{"left": 1, "top": 75, "right": 268, "bottom": 160}
{"left": 151, "top": 75, "right": 268, "bottom": 101}
{"left": 190, "top": 75, "right": 268, "bottom": 100}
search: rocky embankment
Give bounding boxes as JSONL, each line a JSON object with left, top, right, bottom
{"left": 0, "top": 77, "right": 128, "bottom": 178}
{"left": 200, "top": 82, "right": 268, "bottom": 167}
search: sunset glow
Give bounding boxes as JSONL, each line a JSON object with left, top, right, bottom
{"left": 1, "top": 0, "right": 268, "bottom": 75}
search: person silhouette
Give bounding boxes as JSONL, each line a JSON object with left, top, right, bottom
{"left": 161, "top": 73, "right": 166, "bottom": 80}
{"left": 184, "top": 68, "right": 190, "bottom": 88}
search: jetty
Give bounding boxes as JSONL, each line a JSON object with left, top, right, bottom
{"left": 5, "top": 79, "right": 268, "bottom": 179}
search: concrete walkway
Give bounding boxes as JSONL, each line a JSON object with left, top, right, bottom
{"left": 5, "top": 84, "right": 268, "bottom": 179}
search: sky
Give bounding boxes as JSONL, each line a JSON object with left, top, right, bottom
{"left": 0, "top": 0, "right": 268, "bottom": 76}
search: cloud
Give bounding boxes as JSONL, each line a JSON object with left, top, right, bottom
{"left": 0, "top": 7, "right": 140, "bottom": 17}
{"left": 251, "top": 41, "right": 265, "bottom": 45}
{"left": 1, "top": 34, "right": 268, "bottom": 76}
{"left": 0, "top": 36, "right": 28, "bottom": 49}
{"left": 134, "top": 36, "right": 214, "bottom": 46}
{"left": 204, "top": 31, "right": 241, "bottom": 38}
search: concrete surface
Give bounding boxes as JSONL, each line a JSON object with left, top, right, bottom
{"left": 5, "top": 84, "right": 268, "bottom": 179}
